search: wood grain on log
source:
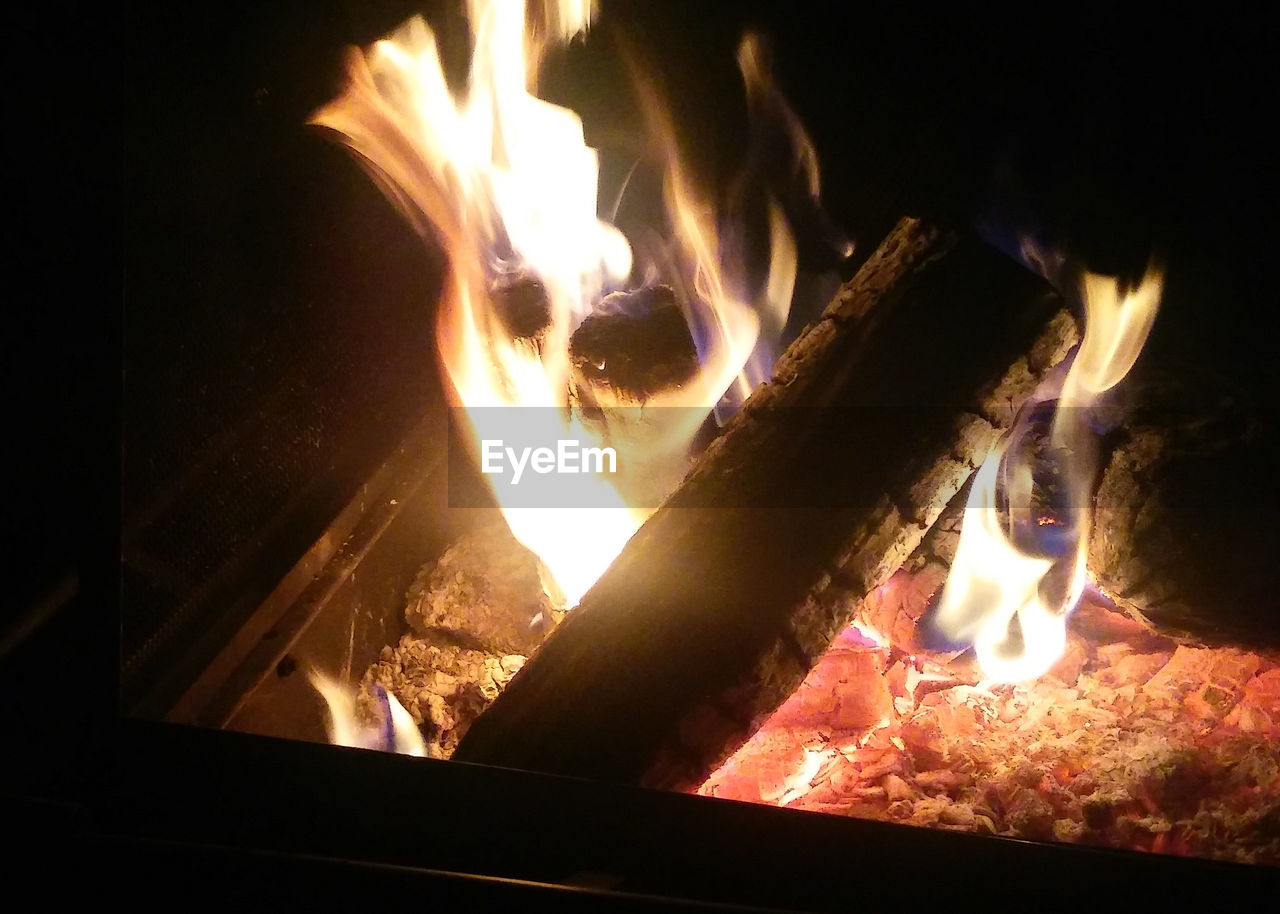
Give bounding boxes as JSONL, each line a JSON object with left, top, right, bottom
{"left": 454, "top": 218, "right": 1076, "bottom": 790}
{"left": 850, "top": 365, "right": 1279, "bottom": 658}
{"left": 1089, "top": 369, "right": 1279, "bottom": 647}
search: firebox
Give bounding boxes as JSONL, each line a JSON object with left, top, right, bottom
{"left": 18, "top": 0, "right": 1272, "bottom": 904}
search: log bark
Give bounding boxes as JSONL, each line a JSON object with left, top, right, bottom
{"left": 453, "top": 217, "right": 1076, "bottom": 789}
{"left": 1088, "top": 368, "right": 1280, "bottom": 647}
{"left": 846, "top": 365, "right": 1280, "bottom": 659}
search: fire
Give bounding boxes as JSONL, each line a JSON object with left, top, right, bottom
{"left": 310, "top": 670, "right": 427, "bottom": 756}
{"left": 932, "top": 268, "right": 1163, "bottom": 682}
{"left": 311, "top": 1, "right": 824, "bottom": 605}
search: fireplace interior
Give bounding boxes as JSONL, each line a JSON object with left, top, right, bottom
{"left": 8, "top": 0, "right": 1278, "bottom": 904}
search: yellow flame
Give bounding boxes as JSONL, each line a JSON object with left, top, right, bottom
{"left": 737, "top": 33, "right": 821, "bottom": 202}
{"left": 313, "top": 4, "right": 817, "bottom": 606}
{"left": 935, "top": 268, "right": 1161, "bottom": 682}
{"left": 627, "top": 69, "right": 761, "bottom": 414}
{"left": 935, "top": 444, "right": 1068, "bottom": 683}
{"left": 310, "top": 671, "right": 427, "bottom": 757}
{"left": 1057, "top": 269, "right": 1163, "bottom": 414}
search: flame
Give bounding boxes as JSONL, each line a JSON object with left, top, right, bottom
{"left": 932, "top": 444, "right": 1066, "bottom": 683}
{"left": 1056, "top": 270, "right": 1163, "bottom": 413}
{"left": 310, "top": 671, "right": 427, "bottom": 757}
{"left": 933, "top": 268, "right": 1162, "bottom": 682}
{"left": 312, "top": 2, "right": 823, "bottom": 605}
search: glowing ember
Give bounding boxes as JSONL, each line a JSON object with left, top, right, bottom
{"left": 932, "top": 268, "right": 1162, "bottom": 682}
{"left": 703, "top": 572, "right": 1280, "bottom": 866}
{"left": 310, "top": 1, "right": 824, "bottom": 605}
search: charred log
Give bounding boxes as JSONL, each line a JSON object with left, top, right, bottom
{"left": 899, "top": 366, "right": 1280, "bottom": 655}
{"left": 1089, "top": 369, "right": 1279, "bottom": 647}
{"left": 569, "top": 285, "right": 704, "bottom": 505}
{"left": 454, "top": 217, "right": 1076, "bottom": 790}
{"left": 491, "top": 273, "right": 553, "bottom": 346}
{"left": 568, "top": 285, "right": 700, "bottom": 406}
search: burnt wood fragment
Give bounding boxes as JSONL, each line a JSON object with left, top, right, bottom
{"left": 360, "top": 634, "right": 527, "bottom": 759}
{"left": 568, "top": 285, "right": 705, "bottom": 505}
{"left": 569, "top": 285, "right": 699, "bottom": 405}
{"left": 1089, "top": 369, "right": 1279, "bottom": 647}
{"left": 491, "top": 273, "right": 552, "bottom": 346}
{"left": 454, "top": 217, "right": 1075, "bottom": 790}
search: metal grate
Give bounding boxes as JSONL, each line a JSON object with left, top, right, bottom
{"left": 123, "top": 117, "right": 446, "bottom": 716}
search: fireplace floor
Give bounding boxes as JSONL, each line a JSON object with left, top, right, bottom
{"left": 698, "top": 565, "right": 1280, "bottom": 865}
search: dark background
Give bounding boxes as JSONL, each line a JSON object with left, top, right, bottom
{"left": 5, "top": 0, "right": 1277, "bottom": 900}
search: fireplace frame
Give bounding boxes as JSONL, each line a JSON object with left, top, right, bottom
{"left": 18, "top": 710, "right": 1277, "bottom": 906}
{"left": 42, "top": 0, "right": 1274, "bottom": 902}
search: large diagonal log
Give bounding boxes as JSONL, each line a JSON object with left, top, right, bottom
{"left": 454, "top": 218, "right": 1077, "bottom": 789}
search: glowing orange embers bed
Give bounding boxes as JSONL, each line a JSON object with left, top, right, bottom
{"left": 284, "top": 1, "right": 1278, "bottom": 870}
{"left": 701, "top": 565, "right": 1280, "bottom": 865}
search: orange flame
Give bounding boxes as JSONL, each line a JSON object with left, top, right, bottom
{"left": 311, "top": 2, "right": 825, "bottom": 605}
{"left": 934, "top": 268, "right": 1162, "bottom": 682}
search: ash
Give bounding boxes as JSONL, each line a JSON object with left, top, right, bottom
{"left": 701, "top": 567, "right": 1280, "bottom": 865}
{"left": 360, "top": 637, "right": 526, "bottom": 759}
{"left": 358, "top": 519, "right": 562, "bottom": 758}
{"left": 404, "top": 518, "right": 563, "bottom": 656}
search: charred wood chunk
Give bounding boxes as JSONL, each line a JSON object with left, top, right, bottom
{"left": 491, "top": 273, "right": 552, "bottom": 344}
{"left": 1089, "top": 369, "right": 1279, "bottom": 647}
{"left": 405, "top": 519, "right": 564, "bottom": 656}
{"left": 569, "top": 285, "right": 699, "bottom": 405}
{"left": 455, "top": 218, "right": 1074, "bottom": 790}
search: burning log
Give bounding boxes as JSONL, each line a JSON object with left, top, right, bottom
{"left": 568, "top": 285, "right": 700, "bottom": 407}
{"left": 1089, "top": 370, "right": 1279, "bottom": 647}
{"left": 835, "top": 368, "right": 1278, "bottom": 666}
{"left": 454, "top": 217, "right": 1078, "bottom": 789}
{"left": 568, "top": 285, "right": 704, "bottom": 505}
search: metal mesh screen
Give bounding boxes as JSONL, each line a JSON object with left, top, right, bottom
{"left": 123, "top": 105, "right": 445, "bottom": 716}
